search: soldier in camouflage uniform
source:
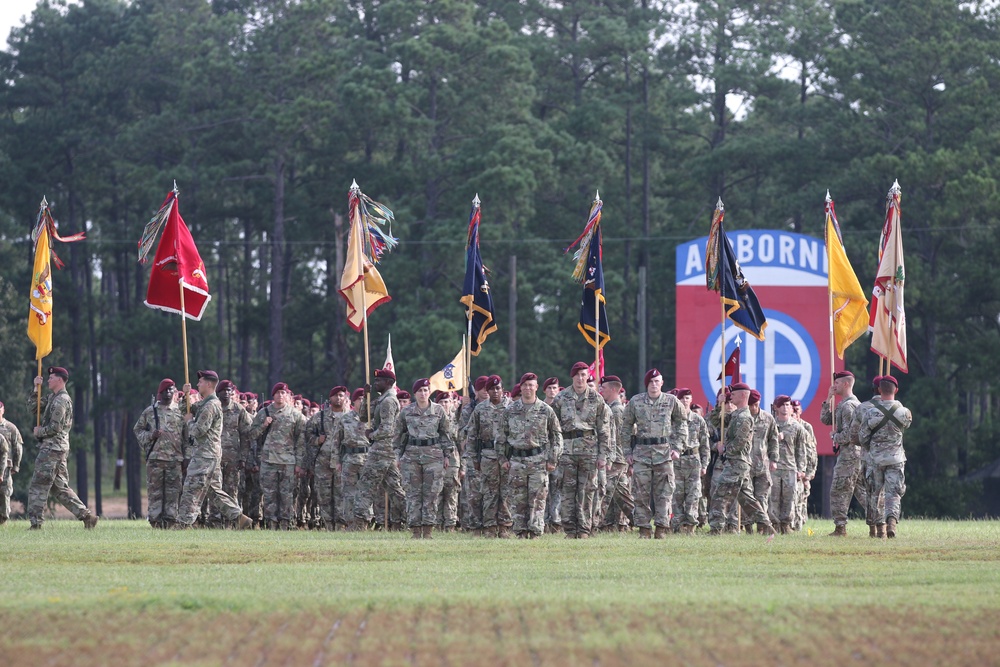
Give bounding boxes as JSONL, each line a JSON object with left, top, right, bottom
{"left": 821, "top": 370, "right": 867, "bottom": 537}
{"left": 542, "top": 376, "right": 563, "bottom": 533}
{"left": 708, "top": 383, "right": 776, "bottom": 536}
{"left": 672, "top": 390, "right": 709, "bottom": 534}
{"left": 26, "top": 367, "right": 97, "bottom": 529}
{"left": 176, "top": 371, "right": 253, "bottom": 529}
{"left": 458, "top": 377, "right": 489, "bottom": 534}
{"left": 0, "top": 401, "right": 23, "bottom": 525}
{"left": 356, "top": 370, "right": 406, "bottom": 530}
{"left": 792, "top": 400, "right": 818, "bottom": 530}
{"left": 621, "top": 369, "right": 687, "bottom": 538}
{"left": 598, "top": 375, "right": 634, "bottom": 532}
{"left": 858, "top": 376, "right": 911, "bottom": 538}
{"left": 247, "top": 381, "right": 307, "bottom": 529}
{"left": 768, "top": 395, "right": 807, "bottom": 533}
{"left": 852, "top": 376, "right": 888, "bottom": 537}
{"left": 306, "top": 386, "right": 349, "bottom": 530}
{"left": 435, "top": 391, "right": 461, "bottom": 533}
{"left": 394, "top": 378, "right": 454, "bottom": 538}
{"left": 333, "top": 389, "right": 372, "bottom": 529}
{"left": 740, "top": 389, "right": 778, "bottom": 534}
{"left": 0, "top": 427, "right": 9, "bottom": 524}
{"left": 468, "top": 375, "right": 512, "bottom": 537}
{"left": 551, "top": 362, "right": 611, "bottom": 539}
{"left": 209, "top": 380, "right": 252, "bottom": 527}
{"left": 133, "top": 379, "right": 187, "bottom": 528}
{"left": 242, "top": 393, "right": 264, "bottom": 526}
{"left": 499, "top": 373, "right": 562, "bottom": 538}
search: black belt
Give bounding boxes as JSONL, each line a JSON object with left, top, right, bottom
{"left": 510, "top": 447, "right": 545, "bottom": 458}
{"left": 343, "top": 446, "right": 368, "bottom": 455}
{"left": 562, "top": 429, "right": 595, "bottom": 439}
{"left": 408, "top": 437, "right": 438, "bottom": 447}
{"left": 680, "top": 450, "right": 699, "bottom": 456}
{"left": 636, "top": 437, "right": 669, "bottom": 446}
{"left": 478, "top": 440, "right": 495, "bottom": 450}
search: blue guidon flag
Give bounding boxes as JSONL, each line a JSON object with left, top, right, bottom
{"left": 705, "top": 198, "right": 767, "bottom": 341}
{"left": 460, "top": 195, "right": 497, "bottom": 356}
{"left": 568, "top": 193, "right": 610, "bottom": 350}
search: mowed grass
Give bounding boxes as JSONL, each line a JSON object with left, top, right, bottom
{"left": 2, "top": 519, "right": 999, "bottom": 666}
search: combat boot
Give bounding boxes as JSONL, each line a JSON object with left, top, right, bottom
{"left": 742, "top": 524, "right": 754, "bottom": 535}
{"left": 618, "top": 525, "right": 629, "bottom": 534}
{"left": 422, "top": 525, "right": 434, "bottom": 539}
{"left": 497, "top": 526, "right": 512, "bottom": 539}
{"left": 869, "top": 524, "right": 878, "bottom": 538}
{"left": 390, "top": 522, "right": 404, "bottom": 532}
{"left": 758, "top": 523, "right": 777, "bottom": 537}
{"left": 886, "top": 517, "right": 897, "bottom": 539}
{"left": 278, "top": 520, "right": 291, "bottom": 531}
{"left": 654, "top": 526, "right": 668, "bottom": 539}
{"left": 324, "top": 519, "right": 336, "bottom": 532}
{"left": 779, "top": 522, "right": 790, "bottom": 535}
{"left": 829, "top": 524, "right": 847, "bottom": 537}
{"left": 707, "top": 527, "right": 721, "bottom": 536}
{"left": 237, "top": 514, "right": 254, "bottom": 530}
{"left": 876, "top": 523, "right": 886, "bottom": 538}
{"left": 82, "top": 513, "right": 99, "bottom": 529}
{"left": 577, "top": 531, "right": 590, "bottom": 539}
{"left": 638, "top": 527, "right": 652, "bottom": 539}
{"left": 411, "top": 527, "right": 422, "bottom": 539}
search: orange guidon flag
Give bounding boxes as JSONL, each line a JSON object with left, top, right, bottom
{"left": 338, "top": 186, "right": 392, "bottom": 331}
{"left": 825, "top": 196, "right": 869, "bottom": 358}
{"left": 27, "top": 222, "right": 53, "bottom": 360}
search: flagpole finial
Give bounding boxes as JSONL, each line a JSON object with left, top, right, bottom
{"left": 889, "top": 179, "right": 901, "bottom": 195}
{"left": 825, "top": 189, "right": 832, "bottom": 203}
{"left": 173, "top": 180, "right": 179, "bottom": 196}
{"left": 39, "top": 196, "right": 48, "bottom": 209}
{"left": 716, "top": 197, "right": 725, "bottom": 211}
{"left": 594, "top": 189, "right": 601, "bottom": 203}
{"left": 473, "top": 193, "right": 481, "bottom": 208}
{"left": 350, "top": 179, "right": 360, "bottom": 193}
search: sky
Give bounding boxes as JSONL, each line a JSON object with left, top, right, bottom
{"left": 1, "top": 0, "right": 39, "bottom": 49}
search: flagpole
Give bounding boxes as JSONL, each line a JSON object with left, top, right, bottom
{"left": 179, "top": 278, "right": 191, "bottom": 414}
{"left": 720, "top": 297, "right": 726, "bottom": 442}
{"left": 593, "top": 190, "right": 601, "bottom": 379}
{"left": 36, "top": 359, "right": 43, "bottom": 427}
{"left": 466, "top": 313, "right": 473, "bottom": 397}
{"left": 826, "top": 191, "right": 836, "bottom": 432}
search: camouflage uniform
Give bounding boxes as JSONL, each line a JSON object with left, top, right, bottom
{"left": 457, "top": 400, "right": 483, "bottom": 531}
{"left": 0, "top": 432, "right": 9, "bottom": 521}
{"left": 621, "top": 391, "right": 688, "bottom": 532}
{"left": 468, "top": 396, "right": 512, "bottom": 532}
{"left": 708, "top": 406, "right": 773, "bottom": 533}
{"left": 740, "top": 409, "right": 778, "bottom": 531}
{"left": 0, "top": 416, "right": 23, "bottom": 523}
{"left": 393, "top": 402, "right": 454, "bottom": 528}
{"left": 858, "top": 397, "right": 911, "bottom": 525}
{"left": 499, "top": 398, "right": 562, "bottom": 536}
{"left": 332, "top": 410, "right": 371, "bottom": 526}
{"left": 26, "top": 387, "right": 93, "bottom": 527}
{"left": 306, "top": 407, "right": 347, "bottom": 529}
{"left": 851, "top": 397, "right": 886, "bottom": 528}
{"left": 177, "top": 394, "right": 246, "bottom": 525}
{"left": 436, "top": 413, "right": 461, "bottom": 530}
{"left": 768, "top": 418, "right": 807, "bottom": 528}
{"left": 242, "top": 406, "right": 263, "bottom": 525}
{"left": 209, "top": 400, "right": 252, "bottom": 527}
{"left": 133, "top": 401, "right": 187, "bottom": 527}
{"left": 356, "top": 391, "right": 406, "bottom": 527}
{"left": 672, "top": 409, "right": 709, "bottom": 530}
{"left": 248, "top": 403, "right": 306, "bottom": 528}
{"left": 551, "top": 387, "right": 610, "bottom": 537}
{"left": 794, "top": 419, "right": 818, "bottom": 529}
{"left": 821, "top": 394, "right": 867, "bottom": 528}
{"left": 600, "top": 398, "right": 635, "bottom": 530}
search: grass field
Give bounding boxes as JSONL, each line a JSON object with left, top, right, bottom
{"left": 1, "top": 519, "right": 999, "bottom": 666}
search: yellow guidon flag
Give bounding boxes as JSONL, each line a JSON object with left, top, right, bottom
{"left": 27, "top": 222, "right": 54, "bottom": 360}
{"left": 429, "top": 338, "right": 467, "bottom": 393}
{"left": 338, "top": 182, "right": 395, "bottom": 331}
{"left": 825, "top": 195, "right": 869, "bottom": 358}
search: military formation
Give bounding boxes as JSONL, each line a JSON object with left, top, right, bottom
{"left": 3, "top": 364, "right": 912, "bottom": 539}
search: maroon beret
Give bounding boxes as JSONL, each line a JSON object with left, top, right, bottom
{"left": 881, "top": 375, "right": 899, "bottom": 388}
{"left": 329, "top": 385, "right": 348, "bottom": 397}
{"left": 872, "top": 375, "right": 884, "bottom": 391}
{"left": 351, "top": 388, "right": 366, "bottom": 402}
{"left": 730, "top": 382, "right": 751, "bottom": 392}
{"left": 519, "top": 372, "right": 537, "bottom": 384}
{"left": 217, "top": 380, "right": 234, "bottom": 393}
{"left": 246, "top": 392, "right": 258, "bottom": 401}
{"left": 644, "top": 369, "right": 661, "bottom": 386}
{"left": 773, "top": 394, "right": 792, "bottom": 407}
{"left": 691, "top": 403, "right": 702, "bottom": 411}
{"left": 668, "top": 388, "right": 678, "bottom": 396}
{"left": 412, "top": 378, "right": 430, "bottom": 394}
{"left": 474, "top": 375, "right": 490, "bottom": 391}
{"left": 748, "top": 389, "right": 761, "bottom": 405}
{"left": 510, "top": 383, "right": 522, "bottom": 399}
{"left": 271, "top": 382, "right": 290, "bottom": 396}
{"left": 48, "top": 366, "right": 70, "bottom": 380}
{"left": 157, "top": 378, "right": 176, "bottom": 394}
{"left": 196, "top": 369, "right": 218, "bottom": 382}
{"left": 791, "top": 399, "right": 802, "bottom": 409}
{"left": 833, "top": 370, "right": 854, "bottom": 380}
{"left": 543, "top": 377, "right": 559, "bottom": 390}
{"left": 487, "top": 375, "right": 503, "bottom": 389}
{"left": 396, "top": 390, "right": 410, "bottom": 400}
{"left": 570, "top": 361, "right": 590, "bottom": 376}
{"left": 601, "top": 375, "right": 621, "bottom": 385}
{"left": 675, "top": 387, "right": 692, "bottom": 398}
{"left": 374, "top": 368, "right": 396, "bottom": 381}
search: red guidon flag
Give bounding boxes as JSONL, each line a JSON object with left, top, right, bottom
{"left": 138, "top": 190, "right": 211, "bottom": 320}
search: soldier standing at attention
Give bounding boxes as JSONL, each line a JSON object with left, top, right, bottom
{"left": 822, "top": 370, "right": 866, "bottom": 537}
{"left": 0, "top": 427, "right": 9, "bottom": 525}
{"left": 332, "top": 388, "right": 372, "bottom": 530}
{"left": 621, "top": 369, "right": 687, "bottom": 539}
{"left": 672, "top": 389, "right": 708, "bottom": 535}
{"left": 0, "top": 401, "right": 23, "bottom": 525}
{"left": 357, "top": 369, "right": 406, "bottom": 530}
{"left": 500, "top": 373, "right": 562, "bottom": 538}
{"left": 26, "top": 367, "right": 97, "bottom": 530}
{"left": 741, "top": 389, "right": 778, "bottom": 534}
{"left": 851, "top": 376, "right": 888, "bottom": 537}
{"left": 435, "top": 391, "right": 461, "bottom": 533}
{"left": 707, "top": 383, "right": 776, "bottom": 536}
{"left": 598, "top": 375, "right": 634, "bottom": 532}
{"left": 858, "top": 376, "right": 911, "bottom": 538}
{"left": 247, "top": 381, "right": 307, "bottom": 530}
{"left": 308, "top": 386, "right": 350, "bottom": 530}
{"left": 791, "top": 399, "right": 818, "bottom": 529}
{"left": 213, "top": 379, "right": 252, "bottom": 527}
{"left": 550, "top": 362, "right": 611, "bottom": 539}
{"left": 468, "top": 375, "right": 512, "bottom": 538}
{"left": 542, "top": 377, "right": 562, "bottom": 533}
{"left": 133, "top": 379, "right": 187, "bottom": 528}
{"left": 768, "top": 395, "right": 807, "bottom": 534}
{"left": 175, "top": 370, "right": 253, "bottom": 530}
{"left": 394, "top": 378, "right": 454, "bottom": 538}
{"left": 459, "top": 376, "right": 489, "bottom": 535}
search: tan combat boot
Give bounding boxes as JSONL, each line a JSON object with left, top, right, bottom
{"left": 82, "top": 513, "right": 99, "bottom": 529}
{"left": 236, "top": 514, "right": 254, "bottom": 530}
{"left": 653, "top": 526, "right": 668, "bottom": 539}
{"left": 829, "top": 524, "right": 847, "bottom": 537}
{"left": 497, "top": 526, "right": 512, "bottom": 539}
{"left": 423, "top": 525, "right": 434, "bottom": 539}
{"left": 886, "top": 517, "right": 897, "bottom": 539}
{"left": 869, "top": 524, "right": 878, "bottom": 538}
{"left": 876, "top": 523, "right": 886, "bottom": 538}
{"left": 638, "top": 527, "right": 652, "bottom": 539}
{"left": 758, "top": 523, "right": 777, "bottom": 537}
{"left": 743, "top": 524, "right": 754, "bottom": 535}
